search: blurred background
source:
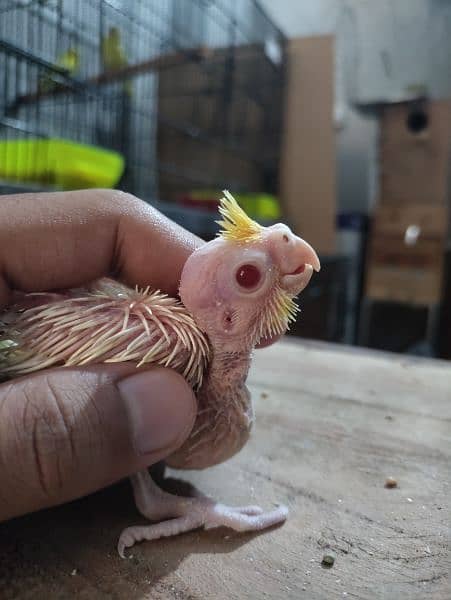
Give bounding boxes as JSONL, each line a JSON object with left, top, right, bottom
{"left": 1, "top": 0, "right": 451, "bottom": 358}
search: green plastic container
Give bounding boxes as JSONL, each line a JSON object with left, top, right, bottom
{"left": 0, "top": 138, "right": 125, "bottom": 189}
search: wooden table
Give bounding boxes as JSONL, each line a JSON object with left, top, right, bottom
{"left": 1, "top": 340, "right": 450, "bottom": 599}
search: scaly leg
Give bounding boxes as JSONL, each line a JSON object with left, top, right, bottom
{"left": 118, "top": 470, "right": 288, "bottom": 557}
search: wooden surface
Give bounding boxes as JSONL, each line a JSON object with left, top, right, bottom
{"left": 365, "top": 238, "right": 445, "bottom": 305}
{"left": 279, "top": 36, "right": 336, "bottom": 255}
{"left": 365, "top": 204, "right": 446, "bottom": 305}
{"left": 1, "top": 339, "right": 450, "bottom": 599}
{"left": 372, "top": 205, "right": 448, "bottom": 238}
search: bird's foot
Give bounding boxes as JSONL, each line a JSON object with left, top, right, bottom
{"left": 117, "top": 470, "right": 288, "bottom": 557}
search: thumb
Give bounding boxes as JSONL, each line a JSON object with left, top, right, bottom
{"left": 0, "top": 364, "right": 196, "bottom": 521}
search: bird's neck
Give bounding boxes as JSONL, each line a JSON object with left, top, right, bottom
{"left": 206, "top": 345, "right": 253, "bottom": 394}
{"left": 166, "top": 343, "right": 255, "bottom": 470}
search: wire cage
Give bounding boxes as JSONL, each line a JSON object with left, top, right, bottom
{"left": 0, "top": 0, "right": 286, "bottom": 219}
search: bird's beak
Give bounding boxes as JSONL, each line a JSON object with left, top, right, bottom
{"left": 267, "top": 226, "right": 321, "bottom": 296}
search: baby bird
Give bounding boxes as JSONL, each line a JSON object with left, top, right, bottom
{"left": 0, "top": 191, "right": 320, "bottom": 556}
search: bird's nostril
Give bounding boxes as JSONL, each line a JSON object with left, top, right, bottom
{"left": 282, "top": 234, "right": 289, "bottom": 243}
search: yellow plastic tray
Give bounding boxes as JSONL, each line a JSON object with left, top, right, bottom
{"left": 0, "top": 138, "right": 124, "bottom": 189}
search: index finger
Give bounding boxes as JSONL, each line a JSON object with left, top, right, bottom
{"left": 0, "top": 189, "right": 203, "bottom": 307}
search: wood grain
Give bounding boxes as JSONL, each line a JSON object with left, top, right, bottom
{"left": 1, "top": 339, "right": 450, "bottom": 599}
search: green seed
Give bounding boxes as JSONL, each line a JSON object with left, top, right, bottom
{"left": 322, "top": 553, "right": 335, "bottom": 567}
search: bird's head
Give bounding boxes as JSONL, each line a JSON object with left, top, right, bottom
{"left": 108, "top": 27, "right": 120, "bottom": 40}
{"left": 179, "top": 191, "right": 320, "bottom": 350}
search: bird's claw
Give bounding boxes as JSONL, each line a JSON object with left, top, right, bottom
{"left": 117, "top": 501, "right": 288, "bottom": 558}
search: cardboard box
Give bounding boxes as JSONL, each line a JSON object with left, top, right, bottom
{"left": 379, "top": 100, "right": 451, "bottom": 206}
{"left": 279, "top": 36, "right": 336, "bottom": 255}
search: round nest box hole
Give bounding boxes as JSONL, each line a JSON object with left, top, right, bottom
{"left": 406, "top": 109, "right": 429, "bottom": 134}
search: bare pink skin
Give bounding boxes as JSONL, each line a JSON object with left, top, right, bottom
{"left": 169, "top": 225, "right": 319, "bottom": 469}
{"left": 0, "top": 221, "right": 320, "bottom": 556}
{"left": 118, "top": 224, "right": 319, "bottom": 556}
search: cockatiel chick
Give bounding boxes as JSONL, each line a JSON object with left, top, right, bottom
{"left": 0, "top": 191, "right": 320, "bottom": 557}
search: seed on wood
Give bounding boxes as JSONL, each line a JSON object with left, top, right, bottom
{"left": 385, "top": 477, "right": 397, "bottom": 488}
{"left": 260, "top": 392, "right": 269, "bottom": 399}
{"left": 322, "top": 553, "right": 335, "bottom": 567}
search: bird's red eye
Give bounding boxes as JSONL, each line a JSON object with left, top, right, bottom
{"left": 236, "top": 264, "right": 261, "bottom": 289}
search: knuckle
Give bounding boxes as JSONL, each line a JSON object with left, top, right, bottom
{"left": 94, "top": 189, "right": 144, "bottom": 224}
{"left": 109, "top": 189, "right": 143, "bottom": 215}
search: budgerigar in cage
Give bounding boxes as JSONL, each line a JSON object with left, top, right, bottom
{"left": 39, "top": 47, "right": 80, "bottom": 93}
{"left": 101, "top": 26, "right": 132, "bottom": 96}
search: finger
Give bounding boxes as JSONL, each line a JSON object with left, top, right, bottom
{"left": 0, "top": 364, "right": 196, "bottom": 521}
{"left": 0, "top": 189, "right": 203, "bottom": 307}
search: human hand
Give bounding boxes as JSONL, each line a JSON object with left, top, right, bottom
{"left": 0, "top": 189, "right": 204, "bottom": 521}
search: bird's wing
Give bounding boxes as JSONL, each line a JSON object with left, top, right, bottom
{"left": 0, "top": 278, "right": 210, "bottom": 388}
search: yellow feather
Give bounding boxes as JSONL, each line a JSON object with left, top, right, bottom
{"left": 217, "top": 190, "right": 262, "bottom": 243}
{"left": 257, "top": 285, "right": 299, "bottom": 341}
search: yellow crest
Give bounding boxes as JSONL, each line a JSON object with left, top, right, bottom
{"left": 217, "top": 190, "right": 262, "bottom": 242}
